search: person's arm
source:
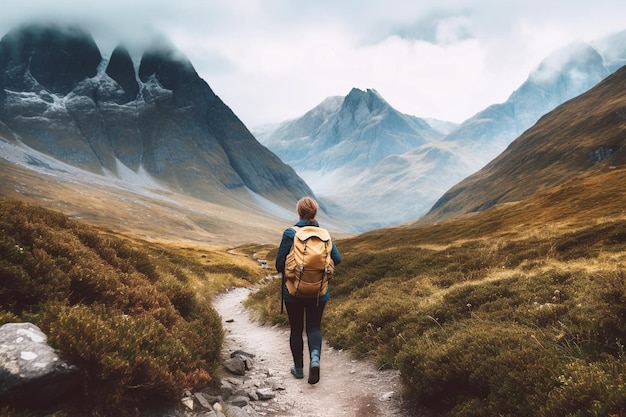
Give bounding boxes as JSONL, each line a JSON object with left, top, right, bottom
{"left": 330, "top": 242, "right": 342, "bottom": 266}
{"left": 275, "top": 228, "right": 295, "bottom": 272}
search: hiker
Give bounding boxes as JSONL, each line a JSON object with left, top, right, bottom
{"left": 275, "top": 196, "right": 342, "bottom": 384}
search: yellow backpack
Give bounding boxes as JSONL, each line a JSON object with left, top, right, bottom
{"left": 284, "top": 226, "right": 335, "bottom": 299}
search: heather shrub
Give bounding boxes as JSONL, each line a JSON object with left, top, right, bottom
{"left": 0, "top": 310, "right": 20, "bottom": 325}
{"left": 397, "top": 321, "right": 564, "bottom": 417}
{"left": 324, "top": 279, "right": 420, "bottom": 362}
{"left": 157, "top": 274, "right": 198, "bottom": 319}
{"left": 0, "top": 406, "right": 43, "bottom": 417}
{"left": 541, "top": 359, "right": 626, "bottom": 416}
{"left": 40, "top": 303, "right": 218, "bottom": 414}
{"left": 0, "top": 201, "right": 229, "bottom": 417}
{"left": 0, "top": 235, "right": 72, "bottom": 312}
{"left": 594, "top": 269, "right": 626, "bottom": 344}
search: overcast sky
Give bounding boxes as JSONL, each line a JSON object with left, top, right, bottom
{"left": 1, "top": 1, "right": 625, "bottom": 128}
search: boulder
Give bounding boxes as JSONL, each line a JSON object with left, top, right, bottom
{"left": 223, "top": 357, "right": 246, "bottom": 376}
{"left": 0, "top": 322, "right": 80, "bottom": 407}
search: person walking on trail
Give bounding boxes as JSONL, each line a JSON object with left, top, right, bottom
{"left": 275, "top": 197, "right": 342, "bottom": 385}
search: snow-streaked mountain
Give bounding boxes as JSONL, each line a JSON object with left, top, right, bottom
{"left": 255, "top": 88, "right": 448, "bottom": 231}
{"left": 256, "top": 88, "right": 444, "bottom": 173}
{"left": 0, "top": 22, "right": 314, "bottom": 217}
{"left": 256, "top": 30, "right": 626, "bottom": 232}
{"left": 422, "top": 63, "right": 626, "bottom": 224}
{"left": 447, "top": 40, "right": 613, "bottom": 171}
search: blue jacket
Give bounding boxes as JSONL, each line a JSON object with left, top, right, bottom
{"left": 276, "top": 219, "right": 342, "bottom": 302}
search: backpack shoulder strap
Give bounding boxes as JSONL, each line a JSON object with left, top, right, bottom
{"left": 290, "top": 226, "right": 301, "bottom": 234}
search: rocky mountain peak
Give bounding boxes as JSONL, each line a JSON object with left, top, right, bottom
{"left": 105, "top": 45, "right": 139, "bottom": 101}
{"left": 0, "top": 22, "right": 314, "bottom": 212}
{"left": 341, "top": 88, "right": 388, "bottom": 120}
{"left": 528, "top": 42, "right": 606, "bottom": 88}
{"left": 138, "top": 39, "right": 198, "bottom": 92}
{"left": 303, "top": 96, "right": 344, "bottom": 124}
{"left": 0, "top": 22, "right": 101, "bottom": 95}
{"left": 257, "top": 86, "right": 442, "bottom": 178}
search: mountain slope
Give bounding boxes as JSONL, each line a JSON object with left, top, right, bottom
{"left": 0, "top": 22, "right": 313, "bottom": 212}
{"left": 386, "top": 38, "right": 623, "bottom": 226}
{"left": 256, "top": 31, "right": 626, "bottom": 232}
{"left": 422, "top": 64, "right": 626, "bottom": 223}
{"left": 0, "top": 136, "right": 300, "bottom": 247}
{"left": 444, "top": 41, "right": 613, "bottom": 170}
{"left": 256, "top": 88, "right": 443, "bottom": 173}
{"left": 255, "top": 88, "right": 447, "bottom": 231}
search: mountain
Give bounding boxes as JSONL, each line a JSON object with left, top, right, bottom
{"left": 421, "top": 63, "right": 626, "bottom": 223}
{"left": 0, "top": 22, "right": 314, "bottom": 215}
{"left": 445, "top": 40, "right": 615, "bottom": 171}
{"left": 256, "top": 30, "right": 626, "bottom": 231}
{"left": 255, "top": 88, "right": 448, "bottom": 231}
{"left": 257, "top": 88, "right": 443, "bottom": 173}
{"left": 312, "top": 64, "right": 626, "bottom": 417}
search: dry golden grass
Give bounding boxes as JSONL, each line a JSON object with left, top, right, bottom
{"left": 0, "top": 159, "right": 292, "bottom": 248}
{"left": 247, "top": 162, "right": 626, "bottom": 416}
{"left": 0, "top": 200, "right": 276, "bottom": 416}
{"left": 424, "top": 65, "right": 626, "bottom": 224}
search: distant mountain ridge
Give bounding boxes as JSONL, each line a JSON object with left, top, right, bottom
{"left": 447, "top": 41, "right": 614, "bottom": 167}
{"left": 255, "top": 88, "right": 448, "bottom": 231}
{"left": 256, "top": 30, "right": 626, "bottom": 231}
{"left": 258, "top": 88, "right": 443, "bottom": 173}
{"left": 0, "top": 22, "right": 313, "bottom": 213}
{"left": 422, "top": 63, "right": 626, "bottom": 223}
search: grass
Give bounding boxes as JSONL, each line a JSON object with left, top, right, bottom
{"left": 5, "top": 139, "right": 626, "bottom": 416}
{"left": 0, "top": 158, "right": 291, "bottom": 248}
{"left": 4, "top": 181, "right": 626, "bottom": 416}
{"left": 247, "top": 175, "right": 626, "bottom": 417}
{"left": 0, "top": 199, "right": 266, "bottom": 417}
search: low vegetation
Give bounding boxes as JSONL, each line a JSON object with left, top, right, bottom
{"left": 0, "top": 200, "right": 265, "bottom": 417}
{"left": 5, "top": 165, "right": 626, "bottom": 417}
{"left": 249, "top": 194, "right": 626, "bottom": 416}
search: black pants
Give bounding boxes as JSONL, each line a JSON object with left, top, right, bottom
{"left": 285, "top": 298, "right": 326, "bottom": 368}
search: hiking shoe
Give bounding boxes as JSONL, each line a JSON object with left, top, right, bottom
{"left": 290, "top": 366, "right": 304, "bottom": 379}
{"left": 308, "top": 350, "right": 320, "bottom": 384}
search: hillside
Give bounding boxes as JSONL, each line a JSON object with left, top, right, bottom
{"left": 250, "top": 163, "right": 626, "bottom": 416}
{"left": 0, "top": 22, "right": 313, "bottom": 220}
{"left": 246, "top": 65, "right": 626, "bottom": 416}
{"left": 0, "top": 199, "right": 270, "bottom": 416}
{"left": 423, "top": 63, "right": 626, "bottom": 223}
{"left": 0, "top": 155, "right": 294, "bottom": 248}
{"left": 255, "top": 88, "right": 447, "bottom": 230}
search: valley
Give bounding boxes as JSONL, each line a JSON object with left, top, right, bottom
{"left": 2, "top": 20, "right": 626, "bottom": 417}
{"left": 0, "top": 157, "right": 290, "bottom": 248}
{"left": 255, "top": 32, "right": 626, "bottom": 231}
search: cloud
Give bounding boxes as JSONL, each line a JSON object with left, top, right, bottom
{"left": 0, "top": 0, "right": 625, "bottom": 127}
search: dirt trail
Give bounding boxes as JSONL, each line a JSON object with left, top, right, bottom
{"left": 213, "top": 287, "right": 408, "bottom": 417}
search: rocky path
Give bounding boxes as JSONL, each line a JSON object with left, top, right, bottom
{"left": 213, "top": 287, "right": 408, "bottom": 417}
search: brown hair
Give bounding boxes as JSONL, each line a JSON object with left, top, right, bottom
{"left": 297, "top": 197, "right": 318, "bottom": 221}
